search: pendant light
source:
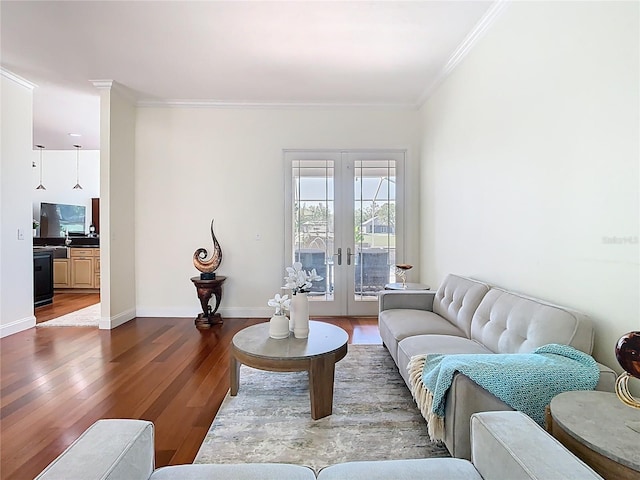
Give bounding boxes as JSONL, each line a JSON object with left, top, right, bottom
{"left": 35, "top": 145, "right": 46, "bottom": 190}
{"left": 72, "top": 144, "right": 83, "bottom": 190}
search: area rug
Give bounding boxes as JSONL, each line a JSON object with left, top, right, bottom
{"left": 37, "top": 303, "right": 100, "bottom": 327}
{"left": 194, "top": 344, "right": 449, "bottom": 472}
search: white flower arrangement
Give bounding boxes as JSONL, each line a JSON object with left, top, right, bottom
{"left": 284, "top": 262, "right": 323, "bottom": 295}
{"left": 268, "top": 293, "right": 291, "bottom": 316}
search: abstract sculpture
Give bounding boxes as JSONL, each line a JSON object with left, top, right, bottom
{"left": 615, "top": 331, "right": 640, "bottom": 432}
{"left": 193, "top": 219, "right": 223, "bottom": 280}
{"left": 394, "top": 264, "right": 413, "bottom": 288}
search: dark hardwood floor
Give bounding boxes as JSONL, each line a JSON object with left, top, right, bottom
{"left": 0, "top": 303, "right": 381, "bottom": 480}
{"left": 35, "top": 292, "right": 101, "bottom": 323}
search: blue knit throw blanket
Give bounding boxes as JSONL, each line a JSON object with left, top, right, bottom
{"left": 408, "top": 344, "right": 600, "bottom": 441}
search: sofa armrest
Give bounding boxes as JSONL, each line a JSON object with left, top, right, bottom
{"left": 595, "top": 362, "right": 616, "bottom": 392}
{"left": 35, "top": 419, "right": 155, "bottom": 480}
{"left": 443, "top": 364, "right": 617, "bottom": 461}
{"left": 378, "top": 290, "right": 436, "bottom": 312}
{"left": 471, "top": 411, "right": 602, "bottom": 480}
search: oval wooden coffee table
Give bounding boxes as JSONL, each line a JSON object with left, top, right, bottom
{"left": 230, "top": 321, "right": 348, "bottom": 420}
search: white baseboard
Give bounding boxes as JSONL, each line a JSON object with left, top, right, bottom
{"left": 99, "top": 307, "right": 136, "bottom": 330}
{"left": 1, "top": 315, "right": 36, "bottom": 338}
{"left": 134, "top": 306, "right": 271, "bottom": 318}
{"left": 220, "top": 307, "right": 272, "bottom": 318}
{"left": 0, "top": 306, "right": 269, "bottom": 336}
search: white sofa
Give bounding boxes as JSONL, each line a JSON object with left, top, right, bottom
{"left": 378, "top": 273, "right": 617, "bottom": 460}
{"left": 35, "top": 411, "right": 603, "bottom": 479}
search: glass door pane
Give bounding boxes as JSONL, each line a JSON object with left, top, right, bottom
{"left": 350, "top": 158, "right": 397, "bottom": 314}
{"left": 292, "top": 159, "right": 336, "bottom": 304}
{"left": 285, "top": 150, "right": 403, "bottom": 317}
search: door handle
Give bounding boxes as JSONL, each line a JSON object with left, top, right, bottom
{"left": 334, "top": 247, "right": 342, "bottom": 266}
{"left": 347, "top": 247, "right": 356, "bottom": 265}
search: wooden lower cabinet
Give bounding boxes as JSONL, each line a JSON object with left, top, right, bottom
{"left": 71, "top": 257, "right": 94, "bottom": 288}
{"left": 53, "top": 259, "right": 71, "bottom": 288}
{"left": 55, "top": 248, "right": 100, "bottom": 289}
{"left": 94, "top": 255, "right": 100, "bottom": 288}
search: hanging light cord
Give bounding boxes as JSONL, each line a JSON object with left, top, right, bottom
{"left": 73, "top": 144, "right": 83, "bottom": 189}
{"left": 36, "top": 145, "right": 46, "bottom": 190}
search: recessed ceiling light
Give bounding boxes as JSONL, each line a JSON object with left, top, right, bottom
{"left": 68, "top": 133, "right": 82, "bottom": 137}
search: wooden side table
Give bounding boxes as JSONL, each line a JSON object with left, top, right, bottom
{"left": 190, "top": 276, "right": 226, "bottom": 329}
{"left": 547, "top": 390, "right": 640, "bottom": 480}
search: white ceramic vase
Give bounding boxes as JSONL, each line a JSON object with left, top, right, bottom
{"left": 268, "top": 314, "right": 290, "bottom": 339}
{"left": 290, "top": 292, "right": 309, "bottom": 339}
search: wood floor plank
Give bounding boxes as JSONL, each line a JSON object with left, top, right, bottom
{"left": 0, "top": 307, "right": 380, "bottom": 480}
{"left": 34, "top": 292, "right": 100, "bottom": 323}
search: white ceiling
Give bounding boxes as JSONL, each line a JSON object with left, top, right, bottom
{"left": 1, "top": 1, "right": 494, "bottom": 150}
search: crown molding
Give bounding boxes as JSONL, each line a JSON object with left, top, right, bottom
{"left": 90, "top": 79, "right": 113, "bottom": 90}
{"left": 90, "top": 79, "right": 138, "bottom": 104}
{"left": 1, "top": 68, "right": 36, "bottom": 90}
{"left": 416, "top": 0, "right": 509, "bottom": 108}
{"left": 136, "top": 99, "right": 417, "bottom": 110}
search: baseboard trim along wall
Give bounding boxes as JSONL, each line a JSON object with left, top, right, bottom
{"left": 134, "top": 306, "right": 273, "bottom": 319}
{"left": 99, "top": 307, "right": 136, "bottom": 330}
{"left": 0, "top": 315, "right": 36, "bottom": 338}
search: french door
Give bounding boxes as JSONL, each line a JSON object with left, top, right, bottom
{"left": 284, "top": 150, "right": 404, "bottom": 316}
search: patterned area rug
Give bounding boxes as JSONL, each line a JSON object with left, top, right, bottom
{"left": 195, "top": 344, "right": 449, "bottom": 472}
{"left": 37, "top": 303, "right": 100, "bottom": 327}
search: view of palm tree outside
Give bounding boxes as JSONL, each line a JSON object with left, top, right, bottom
{"left": 292, "top": 159, "right": 396, "bottom": 302}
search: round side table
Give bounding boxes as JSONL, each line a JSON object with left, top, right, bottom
{"left": 548, "top": 390, "right": 640, "bottom": 479}
{"left": 230, "top": 321, "right": 348, "bottom": 419}
{"left": 190, "top": 275, "right": 226, "bottom": 329}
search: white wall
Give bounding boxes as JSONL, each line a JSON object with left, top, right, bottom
{"left": 32, "top": 149, "right": 100, "bottom": 236}
{"left": 135, "top": 107, "right": 420, "bottom": 317}
{"left": 98, "top": 82, "right": 136, "bottom": 329}
{"left": 419, "top": 1, "right": 639, "bottom": 372}
{"left": 1, "top": 71, "right": 36, "bottom": 337}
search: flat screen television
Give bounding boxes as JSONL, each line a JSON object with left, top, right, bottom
{"left": 40, "top": 202, "right": 86, "bottom": 237}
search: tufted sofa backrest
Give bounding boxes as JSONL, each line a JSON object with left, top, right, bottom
{"left": 433, "top": 274, "right": 490, "bottom": 338}
{"left": 470, "top": 288, "right": 595, "bottom": 354}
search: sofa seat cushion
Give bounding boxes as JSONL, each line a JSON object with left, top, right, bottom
{"left": 151, "top": 464, "right": 316, "bottom": 480}
{"left": 379, "top": 309, "right": 467, "bottom": 362}
{"left": 317, "top": 458, "right": 481, "bottom": 480}
{"left": 397, "top": 335, "right": 492, "bottom": 386}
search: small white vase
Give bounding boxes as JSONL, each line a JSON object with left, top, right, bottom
{"left": 291, "top": 292, "right": 309, "bottom": 339}
{"left": 269, "top": 314, "right": 290, "bottom": 339}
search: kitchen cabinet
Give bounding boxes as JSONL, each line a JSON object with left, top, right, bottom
{"left": 94, "top": 254, "right": 100, "bottom": 288}
{"left": 55, "top": 248, "right": 100, "bottom": 289}
{"left": 70, "top": 248, "right": 99, "bottom": 288}
{"left": 91, "top": 198, "right": 100, "bottom": 234}
{"left": 53, "top": 259, "right": 71, "bottom": 288}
